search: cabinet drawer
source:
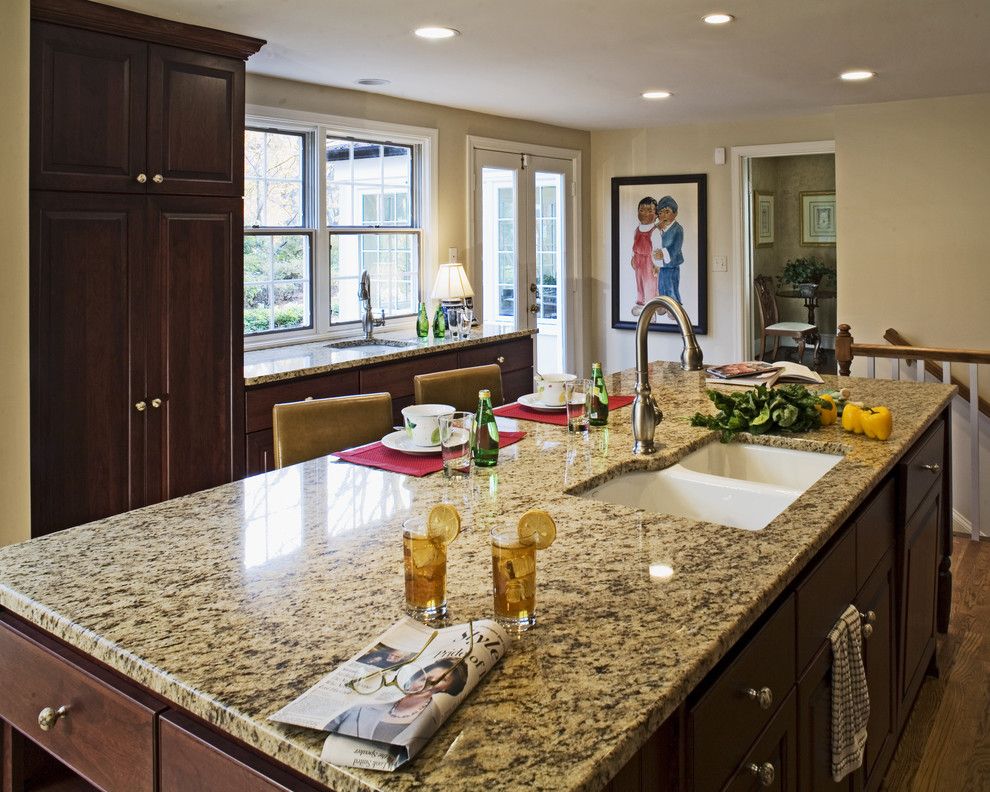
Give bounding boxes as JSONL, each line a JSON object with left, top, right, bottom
{"left": 795, "top": 527, "right": 856, "bottom": 673}
{"left": 160, "top": 711, "right": 324, "bottom": 792}
{"left": 899, "top": 419, "right": 945, "bottom": 523}
{"left": 359, "top": 351, "right": 459, "bottom": 398}
{"left": 458, "top": 336, "right": 534, "bottom": 372}
{"left": 855, "top": 477, "right": 896, "bottom": 590}
{"left": 0, "top": 613, "right": 162, "bottom": 792}
{"left": 722, "top": 689, "right": 797, "bottom": 792}
{"left": 244, "top": 371, "right": 359, "bottom": 433}
{"left": 688, "top": 595, "right": 795, "bottom": 792}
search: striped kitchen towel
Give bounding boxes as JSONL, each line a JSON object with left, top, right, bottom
{"left": 830, "top": 604, "right": 870, "bottom": 782}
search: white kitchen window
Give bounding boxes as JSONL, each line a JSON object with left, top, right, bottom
{"left": 243, "top": 108, "right": 437, "bottom": 347}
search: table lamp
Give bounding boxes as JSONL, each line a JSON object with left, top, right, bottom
{"left": 430, "top": 261, "right": 474, "bottom": 312}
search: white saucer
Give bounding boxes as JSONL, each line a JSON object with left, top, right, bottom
{"left": 517, "top": 392, "right": 574, "bottom": 412}
{"left": 380, "top": 430, "right": 441, "bottom": 455}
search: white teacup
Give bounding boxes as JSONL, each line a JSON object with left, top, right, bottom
{"left": 401, "top": 404, "right": 455, "bottom": 447}
{"left": 535, "top": 373, "right": 577, "bottom": 406}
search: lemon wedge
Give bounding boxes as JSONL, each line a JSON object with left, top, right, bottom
{"left": 517, "top": 508, "right": 556, "bottom": 549}
{"left": 427, "top": 503, "right": 461, "bottom": 544}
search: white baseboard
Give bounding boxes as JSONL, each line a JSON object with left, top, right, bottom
{"left": 952, "top": 509, "right": 986, "bottom": 539}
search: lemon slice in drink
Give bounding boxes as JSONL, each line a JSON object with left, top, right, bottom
{"left": 517, "top": 509, "right": 556, "bottom": 549}
{"left": 427, "top": 503, "right": 461, "bottom": 544}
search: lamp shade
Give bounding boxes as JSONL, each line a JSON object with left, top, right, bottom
{"left": 430, "top": 262, "right": 474, "bottom": 300}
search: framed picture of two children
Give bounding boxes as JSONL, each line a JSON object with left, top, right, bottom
{"left": 610, "top": 173, "right": 708, "bottom": 334}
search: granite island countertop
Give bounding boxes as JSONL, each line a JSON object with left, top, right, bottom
{"left": 244, "top": 325, "right": 536, "bottom": 386}
{"left": 0, "top": 364, "right": 955, "bottom": 792}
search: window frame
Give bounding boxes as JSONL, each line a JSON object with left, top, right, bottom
{"left": 244, "top": 106, "right": 438, "bottom": 350}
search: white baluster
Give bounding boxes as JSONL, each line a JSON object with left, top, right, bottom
{"left": 942, "top": 361, "right": 951, "bottom": 384}
{"left": 867, "top": 357, "right": 876, "bottom": 379}
{"left": 970, "top": 364, "right": 981, "bottom": 541}
{"left": 916, "top": 358, "right": 926, "bottom": 382}
{"left": 892, "top": 358, "right": 901, "bottom": 380}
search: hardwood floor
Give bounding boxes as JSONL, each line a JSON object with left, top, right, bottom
{"left": 882, "top": 536, "right": 990, "bottom": 791}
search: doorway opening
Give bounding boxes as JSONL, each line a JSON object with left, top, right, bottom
{"left": 732, "top": 141, "right": 837, "bottom": 373}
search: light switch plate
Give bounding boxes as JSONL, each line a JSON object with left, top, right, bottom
{"left": 448, "top": 247, "right": 458, "bottom": 262}
{"left": 713, "top": 256, "right": 728, "bottom": 272}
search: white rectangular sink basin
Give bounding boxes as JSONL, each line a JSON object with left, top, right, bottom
{"left": 677, "top": 442, "right": 842, "bottom": 492}
{"left": 580, "top": 443, "right": 842, "bottom": 531}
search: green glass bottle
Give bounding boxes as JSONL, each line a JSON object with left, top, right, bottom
{"left": 416, "top": 302, "right": 429, "bottom": 338}
{"left": 473, "top": 388, "right": 499, "bottom": 467}
{"left": 589, "top": 362, "right": 610, "bottom": 426}
{"left": 432, "top": 304, "right": 446, "bottom": 339}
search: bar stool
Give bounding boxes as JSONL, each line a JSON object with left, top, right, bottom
{"left": 413, "top": 364, "right": 503, "bottom": 412}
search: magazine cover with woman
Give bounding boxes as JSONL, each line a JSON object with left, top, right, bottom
{"left": 269, "top": 617, "right": 510, "bottom": 770}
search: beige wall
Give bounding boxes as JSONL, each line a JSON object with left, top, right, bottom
{"left": 590, "top": 113, "right": 835, "bottom": 371}
{"left": 0, "top": 0, "right": 30, "bottom": 547}
{"left": 247, "top": 74, "right": 592, "bottom": 343}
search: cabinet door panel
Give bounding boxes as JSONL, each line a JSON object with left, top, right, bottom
{"left": 31, "top": 193, "right": 146, "bottom": 536}
{"left": 31, "top": 23, "right": 147, "bottom": 193}
{"left": 147, "top": 198, "right": 243, "bottom": 502}
{"left": 797, "top": 645, "right": 856, "bottom": 792}
{"left": 723, "top": 690, "right": 797, "bottom": 792}
{"left": 147, "top": 46, "right": 243, "bottom": 196}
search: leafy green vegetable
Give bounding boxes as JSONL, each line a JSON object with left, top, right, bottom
{"left": 690, "top": 384, "right": 824, "bottom": 442}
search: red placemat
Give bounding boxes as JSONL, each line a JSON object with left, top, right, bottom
{"left": 334, "top": 430, "right": 527, "bottom": 476}
{"left": 494, "top": 395, "right": 635, "bottom": 426}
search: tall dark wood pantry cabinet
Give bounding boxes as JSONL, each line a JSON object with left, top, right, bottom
{"left": 29, "top": 0, "right": 264, "bottom": 536}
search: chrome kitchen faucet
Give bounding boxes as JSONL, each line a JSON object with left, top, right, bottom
{"left": 359, "top": 270, "right": 386, "bottom": 341}
{"left": 631, "top": 296, "right": 704, "bottom": 455}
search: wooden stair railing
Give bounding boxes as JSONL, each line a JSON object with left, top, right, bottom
{"left": 835, "top": 323, "right": 989, "bottom": 541}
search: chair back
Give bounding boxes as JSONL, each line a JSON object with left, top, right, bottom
{"left": 272, "top": 392, "right": 393, "bottom": 469}
{"left": 754, "top": 275, "right": 781, "bottom": 328}
{"left": 413, "top": 364, "right": 503, "bottom": 412}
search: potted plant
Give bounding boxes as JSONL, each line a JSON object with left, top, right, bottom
{"left": 778, "top": 256, "right": 835, "bottom": 297}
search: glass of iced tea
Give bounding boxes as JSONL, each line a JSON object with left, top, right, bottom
{"left": 491, "top": 527, "right": 538, "bottom": 632}
{"left": 403, "top": 517, "right": 449, "bottom": 622}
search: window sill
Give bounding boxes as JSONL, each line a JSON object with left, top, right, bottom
{"left": 243, "top": 317, "right": 418, "bottom": 352}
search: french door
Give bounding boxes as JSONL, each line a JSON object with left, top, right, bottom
{"left": 472, "top": 146, "right": 576, "bottom": 375}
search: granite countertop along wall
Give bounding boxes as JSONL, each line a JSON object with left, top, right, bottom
{"left": 0, "top": 365, "right": 955, "bottom": 792}
{"left": 244, "top": 326, "right": 536, "bottom": 386}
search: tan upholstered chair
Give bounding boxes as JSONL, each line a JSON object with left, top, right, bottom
{"left": 413, "top": 364, "right": 503, "bottom": 412}
{"left": 272, "top": 392, "right": 393, "bottom": 469}
{"left": 754, "top": 275, "right": 820, "bottom": 364}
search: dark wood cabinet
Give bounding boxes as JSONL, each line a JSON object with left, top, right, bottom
{"left": 29, "top": 0, "right": 263, "bottom": 536}
{"left": 724, "top": 690, "right": 798, "bottom": 792}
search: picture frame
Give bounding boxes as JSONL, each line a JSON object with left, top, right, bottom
{"left": 610, "top": 174, "right": 708, "bottom": 334}
{"left": 800, "top": 191, "right": 836, "bottom": 246}
{"left": 754, "top": 191, "right": 774, "bottom": 247}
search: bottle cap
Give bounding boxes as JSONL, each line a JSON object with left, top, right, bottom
{"left": 478, "top": 388, "right": 491, "bottom": 399}
{"left": 592, "top": 361, "right": 602, "bottom": 369}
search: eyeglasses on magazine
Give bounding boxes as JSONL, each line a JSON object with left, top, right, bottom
{"left": 345, "top": 622, "right": 474, "bottom": 696}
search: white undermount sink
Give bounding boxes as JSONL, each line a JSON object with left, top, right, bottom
{"left": 580, "top": 442, "right": 842, "bottom": 531}
{"left": 324, "top": 338, "right": 418, "bottom": 352}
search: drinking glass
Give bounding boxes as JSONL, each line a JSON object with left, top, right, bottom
{"left": 491, "top": 526, "right": 538, "bottom": 632}
{"left": 446, "top": 307, "right": 461, "bottom": 339}
{"left": 459, "top": 308, "right": 473, "bottom": 338}
{"left": 439, "top": 411, "right": 474, "bottom": 477}
{"left": 564, "top": 378, "right": 592, "bottom": 432}
{"left": 403, "top": 516, "right": 448, "bottom": 622}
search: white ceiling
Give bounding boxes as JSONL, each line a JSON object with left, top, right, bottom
{"left": 108, "top": 0, "right": 990, "bottom": 130}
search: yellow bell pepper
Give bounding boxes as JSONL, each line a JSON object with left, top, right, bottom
{"left": 841, "top": 403, "right": 864, "bottom": 434}
{"left": 860, "top": 406, "right": 893, "bottom": 441}
{"left": 817, "top": 393, "right": 838, "bottom": 426}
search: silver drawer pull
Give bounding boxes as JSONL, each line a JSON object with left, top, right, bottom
{"left": 496, "top": 355, "right": 506, "bottom": 364}
{"left": 38, "top": 705, "right": 69, "bottom": 731}
{"left": 860, "top": 609, "right": 877, "bottom": 639}
{"left": 921, "top": 463, "right": 941, "bottom": 473}
{"left": 748, "top": 761, "right": 775, "bottom": 787}
{"left": 744, "top": 686, "right": 773, "bottom": 710}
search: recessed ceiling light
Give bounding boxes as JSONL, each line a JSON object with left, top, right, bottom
{"left": 840, "top": 70, "right": 876, "bottom": 81}
{"left": 702, "top": 13, "right": 734, "bottom": 24}
{"left": 414, "top": 26, "right": 460, "bottom": 39}
{"left": 356, "top": 78, "right": 390, "bottom": 87}
{"left": 642, "top": 90, "right": 672, "bottom": 100}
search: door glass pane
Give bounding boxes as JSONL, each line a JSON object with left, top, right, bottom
{"left": 481, "top": 168, "right": 517, "bottom": 328}
{"left": 534, "top": 172, "right": 563, "bottom": 371}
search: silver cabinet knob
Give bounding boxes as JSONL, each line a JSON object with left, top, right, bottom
{"left": 38, "top": 705, "right": 68, "bottom": 731}
{"left": 136, "top": 173, "right": 147, "bottom": 184}
{"left": 863, "top": 623, "right": 874, "bottom": 639}
{"left": 744, "top": 686, "right": 773, "bottom": 710}
{"left": 152, "top": 174, "right": 164, "bottom": 184}
{"left": 151, "top": 398, "right": 162, "bottom": 408}
{"left": 135, "top": 400, "right": 147, "bottom": 412}
{"left": 748, "top": 762, "right": 775, "bottom": 787}
{"left": 860, "top": 610, "right": 876, "bottom": 639}
{"left": 496, "top": 355, "right": 506, "bottom": 364}
{"left": 529, "top": 304, "right": 539, "bottom": 314}
{"left": 921, "top": 463, "right": 941, "bottom": 473}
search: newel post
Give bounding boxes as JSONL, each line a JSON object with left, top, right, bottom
{"left": 835, "top": 324, "right": 853, "bottom": 376}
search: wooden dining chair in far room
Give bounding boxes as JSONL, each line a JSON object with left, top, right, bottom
{"left": 753, "top": 275, "right": 821, "bottom": 364}
{"left": 272, "top": 392, "right": 393, "bottom": 469}
{"left": 413, "top": 364, "right": 503, "bottom": 412}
